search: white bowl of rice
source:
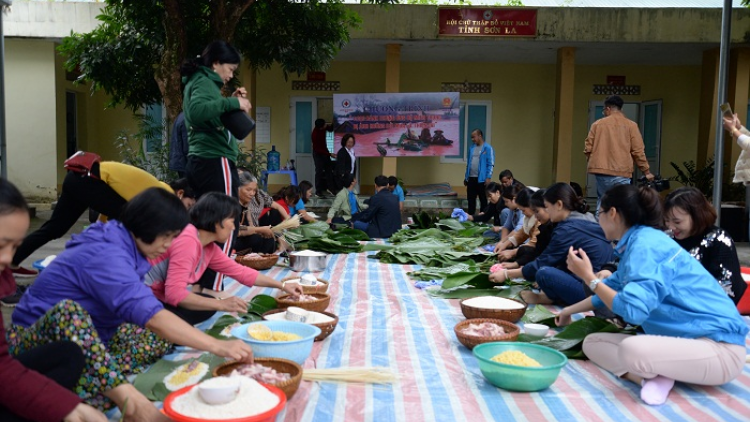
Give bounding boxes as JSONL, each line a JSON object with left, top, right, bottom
{"left": 163, "top": 375, "right": 286, "bottom": 421}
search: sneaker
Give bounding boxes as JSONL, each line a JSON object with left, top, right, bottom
{"left": 1, "top": 285, "right": 29, "bottom": 308}
{"left": 11, "top": 266, "right": 38, "bottom": 278}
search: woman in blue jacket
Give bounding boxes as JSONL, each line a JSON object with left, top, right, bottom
{"left": 559, "top": 184, "right": 748, "bottom": 406}
{"left": 491, "top": 183, "right": 613, "bottom": 306}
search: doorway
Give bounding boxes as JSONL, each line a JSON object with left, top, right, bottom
{"left": 585, "top": 99, "right": 662, "bottom": 201}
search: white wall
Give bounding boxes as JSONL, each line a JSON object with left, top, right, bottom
{"left": 5, "top": 39, "right": 58, "bottom": 199}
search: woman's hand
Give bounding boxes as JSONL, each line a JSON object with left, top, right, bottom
{"left": 497, "top": 249, "right": 517, "bottom": 261}
{"left": 723, "top": 112, "right": 740, "bottom": 134}
{"left": 283, "top": 283, "right": 304, "bottom": 297}
{"left": 566, "top": 246, "right": 596, "bottom": 282}
{"left": 232, "top": 87, "right": 247, "bottom": 98}
{"left": 555, "top": 307, "right": 573, "bottom": 327}
{"left": 488, "top": 270, "right": 507, "bottom": 284}
{"left": 210, "top": 339, "right": 254, "bottom": 363}
{"left": 493, "top": 240, "right": 508, "bottom": 254}
{"left": 63, "top": 403, "right": 107, "bottom": 422}
{"left": 218, "top": 296, "right": 248, "bottom": 314}
{"left": 326, "top": 218, "right": 332, "bottom": 224}
{"left": 105, "top": 384, "right": 169, "bottom": 422}
{"left": 257, "top": 226, "right": 274, "bottom": 238}
{"left": 595, "top": 269, "right": 613, "bottom": 280}
{"left": 238, "top": 97, "right": 252, "bottom": 113}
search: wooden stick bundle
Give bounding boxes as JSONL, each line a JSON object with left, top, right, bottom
{"left": 301, "top": 367, "right": 398, "bottom": 384}
{"left": 271, "top": 214, "right": 301, "bottom": 233}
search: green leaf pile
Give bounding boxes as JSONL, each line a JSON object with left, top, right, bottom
{"left": 517, "top": 317, "right": 630, "bottom": 359}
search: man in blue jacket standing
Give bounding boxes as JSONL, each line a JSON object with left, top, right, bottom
{"left": 464, "top": 129, "right": 494, "bottom": 215}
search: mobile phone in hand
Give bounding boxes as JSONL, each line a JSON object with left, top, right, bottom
{"left": 720, "top": 102, "right": 734, "bottom": 118}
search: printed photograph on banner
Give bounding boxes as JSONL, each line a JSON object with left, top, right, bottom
{"left": 332, "top": 92, "right": 460, "bottom": 157}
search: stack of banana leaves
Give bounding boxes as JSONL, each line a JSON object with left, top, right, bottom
{"left": 281, "top": 221, "right": 370, "bottom": 254}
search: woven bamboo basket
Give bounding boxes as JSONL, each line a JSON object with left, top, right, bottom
{"left": 459, "top": 297, "right": 528, "bottom": 323}
{"left": 276, "top": 293, "right": 330, "bottom": 313}
{"left": 453, "top": 318, "right": 520, "bottom": 350}
{"left": 280, "top": 275, "right": 330, "bottom": 294}
{"left": 212, "top": 357, "right": 303, "bottom": 399}
{"left": 235, "top": 253, "right": 279, "bottom": 271}
{"left": 262, "top": 308, "right": 338, "bottom": 342}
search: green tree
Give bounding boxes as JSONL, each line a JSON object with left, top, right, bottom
{"left": 59, "top": 0, "right": 396, "bottom": 120}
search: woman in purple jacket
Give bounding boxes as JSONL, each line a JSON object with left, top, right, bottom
{"left": 9, "top": 188, "right": 253, "bottom": 421}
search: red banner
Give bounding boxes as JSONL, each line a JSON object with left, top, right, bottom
{"left": 438, "top": 8, "right": 537, "bottom": 37}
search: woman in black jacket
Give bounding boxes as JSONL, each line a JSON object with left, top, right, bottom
{"left": 335, "top": 134, "right": 356, "bottom": 192}
{"left": 664, "top": 187, "right": 746, "bottom": 304}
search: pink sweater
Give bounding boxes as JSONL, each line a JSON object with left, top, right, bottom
{"left": 147, "top": 224, "right": 259, "bottom": 306}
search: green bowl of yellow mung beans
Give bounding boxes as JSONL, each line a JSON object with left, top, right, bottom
{"left": 473, "top": 342, "right": 568, "bottom": 392}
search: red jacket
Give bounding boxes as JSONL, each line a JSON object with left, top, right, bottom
{"left": 312, "top": 127, "right": 331, "bottom": 155}
{"left": 0, "top": 267, "right": 81, "bottom": 421}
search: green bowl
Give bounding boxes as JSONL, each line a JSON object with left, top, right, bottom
{"left": 473, "top": 342, "right": 568, "bottom": 392}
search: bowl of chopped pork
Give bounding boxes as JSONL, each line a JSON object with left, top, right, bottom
{"left": 473, "top": 342, "right": 568, "bottom": 392}
{"left": 453, "top": 318, "right": 520, "bottom": 350}
{"left": 213, "top": 357, "right": 303, "bottom": 399}
{"left": 276, "top": 292, "right": 331, "bottom": 314}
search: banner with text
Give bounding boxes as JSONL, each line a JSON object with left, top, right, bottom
{"left": 438, "top": 8, "right": 537, "bottom": 37}
{"left": 333, "top": 92, "right": 460, "bottom": 158}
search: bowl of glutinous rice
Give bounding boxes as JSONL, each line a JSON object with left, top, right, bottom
{"left": 473, "top": 342, "right": 568, "bottom": 392}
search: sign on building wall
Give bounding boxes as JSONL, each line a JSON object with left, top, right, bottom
{"left": 333, "top": 93, "right": 460, "bottom": 158}
{"left": 255, "top": 107, "right": 271, "bottom": 144}
{"left": 438, "top": 8, "right": 537, "bottom": 37}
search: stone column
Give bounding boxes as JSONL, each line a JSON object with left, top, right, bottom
{"left": 552, "top": 47, "right": 575, "bottom": 183}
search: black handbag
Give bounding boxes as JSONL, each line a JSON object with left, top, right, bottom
{"left": 221, "top": 109, "right": 256, "bottom": 139}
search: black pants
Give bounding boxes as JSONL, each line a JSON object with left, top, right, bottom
{"left": 466, "top": 177, "right": 487, "bottom": 216}
{"left": 13, "top": 171, "right": 127, "bottom": 266}
{"left": 258, "top": 209, "right": 284, "bottom": 228}
{"left": 0, "top": 341, "right": 85, "bottom": 422}
{"left": 233, "top": 234, "right": 276, "bottom": 255}
{"left": 515, "top": 245, "right": 539, "bottom": 267}
{"left": 187, "top": 156, "right": 240, "bottom": 291}
{"left": 161, "top": 294, "right": 217, "bottom": 326}
{"left": 313, "top": 153, "right": 335, "bottom": 194}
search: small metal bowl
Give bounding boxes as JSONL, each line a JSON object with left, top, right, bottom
{"left": 289, "top": 251, "right": 329, "bottom": 272}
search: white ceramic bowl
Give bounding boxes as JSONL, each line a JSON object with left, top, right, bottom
{"left": 523, "top": 323, "right": 549, "bottom": 338}
{"left": 285, "top": 306, "right": 310, "bottom": 323}
{"left": 197, "top": 376, "right": 240, "bottom": 405}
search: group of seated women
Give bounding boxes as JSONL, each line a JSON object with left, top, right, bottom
{"left": 0, "top": 172, "right": 310, "bottom": 421}
{"left": 484, "top": 178, "right": 748, "bottom": 406}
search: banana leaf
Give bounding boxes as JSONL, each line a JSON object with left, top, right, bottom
{"left": 307, "top": 236, "right": 363, "bottom": 254}
{"left": 407, "top": 263, "right": 475, "bottom": 280}
{"left": 289, "top": 221, "right": 330, "bottom": 240}
{"left": 243, "top": 294, "right": 277, "bottom": 316}
{"left": 520, "top": 305, "right": 557, "bottom": 325}
{"left": 426, "top": 285, "right": 526, "bottom": 300}
{"left": 133, "top": 353, "right": 226, "bottom": 401}
{"left": 519, "top": 317, "right": 627, "bottom": 359}
{"left": 390, "top": 228, "right": 453, "bottom": 244}
{"left": 441, "top": 271, "right": 494, "bottom": 289}
{"left": 435, "top": 218, "right": 466, "bottom": 231}
{"left": 334, "top": 228, "right": 371, "bottom": 241}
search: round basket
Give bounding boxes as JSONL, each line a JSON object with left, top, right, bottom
{"left": 453, "top": 318, "right": 520, "bottom": 350}
{"left": 280, "top": 276, "right": 330, "bottom": 294}
{"left": 235, "top": 253, "right": 279, "bottom": 271}
{"left": 460, "top": 297, "right": 528, "bottom": 323}
{"left": 212, "top": 357, "right": 303, "bottom": 400}
{"left": 262, "top": 308, "right": 338, "bottom": 342}
{"left": 276, "top": 293, "right": 330, "bottom": 314}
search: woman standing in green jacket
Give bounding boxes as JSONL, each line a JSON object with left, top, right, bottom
{"left": 180, "top": 40, "right": 252, "bottom": 293}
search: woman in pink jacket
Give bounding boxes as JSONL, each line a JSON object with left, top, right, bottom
{"left": 146, "top": 192, "right": 302, "bottom": 325}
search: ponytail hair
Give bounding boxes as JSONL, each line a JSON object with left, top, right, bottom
{"left": 501, "top": 183, "right": 525, "bottom": 200}
{"left": 542, "top": 183, "right": 587, "bottom": 213}
{"left": 601, "top": 184, "right": 663, "bottom": 229}
{"left": 180, "top": 40, "right": 241, "bottom": 81}
{"left": 515, "top": 188, "right": 534, "bottom": 208}
{"left": 485, "top": 182, "right": 502, "bottom": 195}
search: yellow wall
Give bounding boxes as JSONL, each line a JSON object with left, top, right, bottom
{"left": 255, "top": 60, "right": 706, "bottom": 193}
{"left": 5, "top": 39, "right": 58, "bottom": 200}
{"left": 571, "top": 65, "right": 703, "bottom": 191}
{"left": 53, "top": 43, "right": 142, "bottom": 191}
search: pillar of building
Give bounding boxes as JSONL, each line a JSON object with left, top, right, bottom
{"left": 552, "top": 47, "right": 575, "bottom": 183}
{"left": 382, "top": 44, "right": 401, "bottom": 177}
{"left": 698, "top": 49, "right": 719, "bottom": 167}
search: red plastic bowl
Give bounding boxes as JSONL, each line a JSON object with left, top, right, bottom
{"left": 163, "top": 383, "right": 286, "bottom": 422}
